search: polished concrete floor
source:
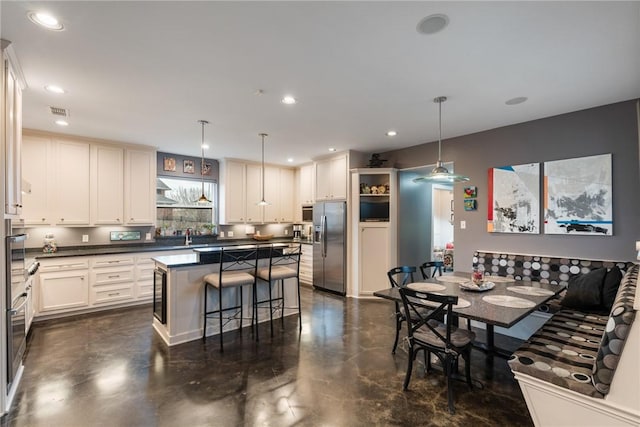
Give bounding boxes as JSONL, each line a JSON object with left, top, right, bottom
{"left": 2, "top": 286, "right": 533, "bottom": 426}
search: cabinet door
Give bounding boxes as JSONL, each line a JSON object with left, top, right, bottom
{"left": 54, "top": 139, "right": 91, "bottom": 225}
{"left": 3, "top": 56, "right": 22, "bottom": 217}
{"left": 22, "top": 135, "right": 53, "bottom": 225}
{"left": 263, "top": 166, "right": 280, "bottom": 222}
{"left": 299, "top": 163, "right": 314, "bottom": 205}
{"left": 224, "top": 160, "right": 246, "bottom": 222}
{"left": 330, "top": 155, "right": 347, "bottom": 199}
{"left": 315, "top": 160, "right": 331, "bottom": 201}
{"left": 245, "top": 163, "right": 263, "bottom": 223}
{"left": 92, "top": 144, "right": 124, "bottom": 224}
{"left": 278, "top": 168, "right": 295, "bottom": 222}
{"left": 38, "top": 270, "right": 89, "bottom": 313}
{"left": 359, "top": 226, "right": 390, "bottom": 295}
{"left": 125, "top": 148, "right": 155, "bottom": 224}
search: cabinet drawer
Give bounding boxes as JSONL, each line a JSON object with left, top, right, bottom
{"left": 92, "top": 256, "right": 135, "bottom": 267}
{"left": 92, "top": 266, "right": 134, "bottom": 285}
{"left": 137, "top": 281, "right": 153, "bottom": 299}
{"left": 91, "top": 284, "right": 134, "bottom": 305}
{"left": 136, "top": 265, "right": 155, "bottom": 282}
{"left": 39, "top": 259, "right": 90, "bottom": 272}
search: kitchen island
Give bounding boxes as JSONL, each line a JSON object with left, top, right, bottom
{"left": 152, "top": 243, "right": 300, "bottom": 346}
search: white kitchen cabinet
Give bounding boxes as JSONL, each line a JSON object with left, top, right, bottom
{"left": 223, "top": 160, "right": 247, "bottom": 223}
{"left": 92, "top": 144, "right": 124, "bottom": 225}
{"left": 135, "top": 255, "right": 156, "bottom": 299}
{"left": 2, "top": 41, "right": 24, "bottom": 218}
{"left": 21, "top": 135, "right": 53, "bottom": 225}
{"left": 358, "top": 224, "right": 391, "bottom": 295}
{"left": 264, "top": 166, "right": 294, "bottom": 223}
{"left": 38, "top": 259, "right": 90, "bottom": 313}
{"left": 315, "top": 154, "right": 347, "bottom": 201}
{"left": 299, "top": 163, "right": 315, "bottom": 205}
{"left": 124, "top": 148, "right": 156, "bottom": 225}
{"left": 300, "top": 243, "right": 313, "bottom": 285}
{"left": 245, "top": 163, "right": 263, "bottom": 223}
{"left": 90, "top": 255, "right": 135, "bottom": 306}
{"left": 54, "top": 139, "right": 91, "bottom": 225}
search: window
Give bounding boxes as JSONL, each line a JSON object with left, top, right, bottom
{"left": 156, "top": 177, "right": 217, "bottom": 235}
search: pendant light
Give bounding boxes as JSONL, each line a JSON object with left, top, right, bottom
{"left": 257, "top": 133, "right": 269, "bottom": 206}
{"left": 195, "top": 120, "right": 210, "bottom": 204}
{"left": 413, "top": 96, "right": 469, "bottom": 183}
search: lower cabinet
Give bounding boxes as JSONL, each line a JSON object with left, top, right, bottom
{"left": 358, "top": 225, "right": 391, "bottom": 295}
{"left": 300, "top": 244, "right": 313, "bottom": 285}
{"left": 90, "top": 255, "right": 135, "bottom": 306}
{"left": 38, "top": 266, "right": 90, "bottom": 313}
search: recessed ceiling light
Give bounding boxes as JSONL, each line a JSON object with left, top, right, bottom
{"left": 328, "top": 147, "right": 336, "bottom": 152}
{"left": 45, "top": 85, "right": 66, "bottom": 94}
{"left": 281, "top": 96, "right": 297, "bottom": 105}
{"left": 417, "top": 14, "right": 449, "bottom": 35}
{"left": 55, "top": 120, "right": 69, "bottom": 126}
{"left": 505, "top": 96, "right": 528, "bottom": 105}
{"left": 201, "top": 143, "right": 209, "bottom": 150}
{"left": 28, "top": 11, "right": 64, "bottom": 31}
{"left": 287, "top": 158, "right": 294, "bottom": 163}
{"left": 386, "top": 130, "right": 398, "bottom": 137}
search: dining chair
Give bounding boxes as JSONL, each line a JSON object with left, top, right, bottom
{"left": 387, "top": 266, "right": 417, "bottom": 354}
{"left": 398, "top": 286, "right": 475, "bottom": 415}
{"left": 252, "top": 243, "right": 303, "bottom": 337}
{"left": 203, "top": 246, "right": 259, "bottom": 351}
{"left": 419, "top": 260, "right": 444, "bottom": 280}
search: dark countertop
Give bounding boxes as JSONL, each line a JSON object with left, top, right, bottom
{"left": 155, "top": 242, "right": 293, "bottom": 268}
{"left": 29, "top": 237, "right": 295, "bottom": 259}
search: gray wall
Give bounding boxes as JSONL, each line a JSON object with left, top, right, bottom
{"left": 382, "top": 100, "right": 640, "bottom": 272}
{"left": 398, "top": 169, "right": 433, "bottom": 267}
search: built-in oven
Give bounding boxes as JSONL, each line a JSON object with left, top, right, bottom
{"left": 6, "top": 232, "right": 27, "bottom": 391}
{"left": 153, "top": 267, "right": 167, "bottom": 324}
{"left": 302, "top": 205, "right": 313, "bottom": 222}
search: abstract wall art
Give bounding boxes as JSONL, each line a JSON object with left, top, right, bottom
{"left": 487, "top": 163, "right": 540, "bottom": 233}
{"left": 544, "top": 153, "right": 612, "bottom": 235}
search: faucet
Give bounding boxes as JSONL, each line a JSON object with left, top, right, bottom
{"left": 185, "top": 228, "right": 192, "bottom": 246}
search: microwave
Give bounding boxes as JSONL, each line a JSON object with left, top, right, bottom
{"left": 302, "top": 205, "right": 313, "bottom": 222}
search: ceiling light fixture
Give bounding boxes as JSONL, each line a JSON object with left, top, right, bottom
{"left": 54, "top": 120, "right": 69, "bottom": 126}
{"left": 281, "top": 96, "right": 296, "bottom": 105}
{"left": 287, "top": 157, "right": 294, "bottom": 163}
{"left": 386, "top": 130, "right": 397, "bottom": 137}
{"left": 413, "top": 96, "right": 469, "bottom": 184}
{"left": 195, "top": 120, "right": 211, "bottom": 204}
{"left": 417, "top": 14, "right": 449, "bottom": 35}
{"left": 328, "top": 147, "right": 336, "bottom": 152}
{"left": 45, "top": 84, "right": 65, "bottom": 94}
{"left": 27, "top": 11, "right": 64, "bottom": 31}
{"left": 257, "top": 133, "right": 269, "bottom": 206}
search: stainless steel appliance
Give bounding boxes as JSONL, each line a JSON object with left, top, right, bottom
{"left": 292, "top": 224, "right": 302, "bottom": 241}
{"left": 302, "top": 205, "right": 313, "bottom": 222}
{"left": 313, "top": 201, "right": 346, "bottom": 295}
{"left": 5, "top": 231, "right": 27, "bottom": 390}
{"left": 153, "top": 267, "right": 167, "bottom": 324}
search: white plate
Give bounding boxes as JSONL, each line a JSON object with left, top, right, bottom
{"left": 506, "top": 286, "right": 555, "bottom": 297}
{"left": 418, "top": 297, "right": 471, "bottom": 309}
{"left": 460, "top": 282, "right": 495, "bottom": 292}
{"left": 433, "top": 275, "right": 468, "bottom": 283}
{"left": 482, "top": 295, "right": 536, "bottom": 308}
{"left": 407, "top": 282, "right": 447, "bottom": 292}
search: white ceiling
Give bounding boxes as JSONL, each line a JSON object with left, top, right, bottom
{"left": 2, "top": 1, "right": 639, "bottom": 166}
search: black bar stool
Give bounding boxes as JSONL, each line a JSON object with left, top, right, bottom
{"left": 203, "top": 245, "right": 259, "bottom": 351}
{"left": 252, "top": 243, "right": 303, "bottom": 336}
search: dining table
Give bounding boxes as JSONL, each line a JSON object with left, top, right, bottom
{"left": 373, "top": 273, "right": 566, "bottom": 358}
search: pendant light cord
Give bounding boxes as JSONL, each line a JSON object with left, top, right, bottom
{"left": 435, "top": 96, "right": 446, "bottom": 163}
{"left": 259, "top": 133, "right": 268, "bottom": 203}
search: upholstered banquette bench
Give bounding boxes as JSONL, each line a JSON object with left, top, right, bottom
{"left": 474, "top": 252, "right": 639, "bottom": 426}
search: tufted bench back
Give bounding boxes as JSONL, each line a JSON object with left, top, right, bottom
{"left": 473, "top": 251, "right": 635, "bottom": 288}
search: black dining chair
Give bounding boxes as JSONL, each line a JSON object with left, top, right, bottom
{"left": 399, "top": 286, "right": 475, "bottom": 415}
{"left": 387, "top": 266, "right": 417, "bottom": 354}
{"left": 419, "top": 260, "right": 444, "bottom": 280}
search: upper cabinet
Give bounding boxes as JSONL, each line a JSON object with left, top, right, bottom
{"left": 315, "top": 154, "right": 347, "bottom": 201}
{"left": 220, "top": 159, "right": 295, "bottom": 224}
{"left": 21, "top": 131, "right": 156, "bottom": 227}
{"left": 299, "top": 163, "right": 315, "bottom": 206}
{"left": 124, "top": 148, "right": 156, "bottom": 225}
{"left": 2, "top": 40, "right": 25, "bottom": 218}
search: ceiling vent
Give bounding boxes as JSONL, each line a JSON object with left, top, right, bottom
{"left": 49, "top": 106, "right": 69, "bottom": 117}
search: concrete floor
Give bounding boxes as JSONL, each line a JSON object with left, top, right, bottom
{"left": 2, "top": 286, "right": 533, "bottom": 426}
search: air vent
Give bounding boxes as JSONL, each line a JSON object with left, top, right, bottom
{"left": 49, "top": 106, "right": 68, "bottom": 117}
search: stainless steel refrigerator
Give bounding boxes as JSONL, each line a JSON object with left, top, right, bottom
{"left": 313, "top": 201, "right": 346, "bottom": 295}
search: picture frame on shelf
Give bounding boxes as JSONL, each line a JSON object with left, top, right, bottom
{"left": 163, "top": 157, "right": 176, "bottom": 172}
{"left": 183, "top": 159, "right": 195, "bottom": 174}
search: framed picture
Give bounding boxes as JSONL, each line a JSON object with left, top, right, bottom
{"left": 544, "top": 153, "right": 612, "bottom": 235}
{"left": 487, "top": 163, "right": 540, "bottom": 233}
{"left": 464, "top": 186, "right": 477, "bottom": 198}
{"left": 183, "top": 159, "right": 195, "bottom": 174}
{"left": 201, "top": 161, "right": 212, "bottom": 176}
{"left": 464, "top": 199, "right": 477, "bottom": 211}
{"left": 163, "top": 157, "right": 176, "bottom": 172}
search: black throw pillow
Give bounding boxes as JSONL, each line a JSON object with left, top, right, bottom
{"left": 561, "top": 267, "right": 607, "bottom": 310}
{"left": 601, "top": 266, "right": 623, "bottom": 312}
